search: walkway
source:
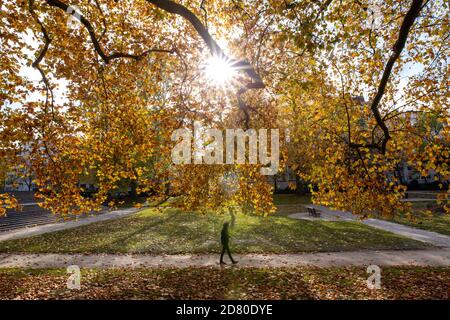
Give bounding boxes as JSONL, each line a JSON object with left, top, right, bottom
{"left": 0, "top": 203, "right": 111, "bottom": 233}
{"left": 0, "top": 207, "right": 140, "bottom": 242}
{"left": 289, "top": 205, "right": 450, "bottom": 247}
{"left": 1, "top": 248, "right": 449, "bottom": 268}
{"left": 400, "top": 198, "right": 441, "bottom": 202}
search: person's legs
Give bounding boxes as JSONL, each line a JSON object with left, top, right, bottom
{"left": 226, "top": 245, "right": 238, "bottom": 264}
{"left": 220, "top": 246, "right": 226, "bottom": 264}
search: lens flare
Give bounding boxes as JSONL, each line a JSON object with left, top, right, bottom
{"left": 203, "top": 55, "right": 237, "bottom": 86}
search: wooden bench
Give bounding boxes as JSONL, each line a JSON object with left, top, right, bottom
{"left": 306, "top": 206, "right": 321, "bottom": 217}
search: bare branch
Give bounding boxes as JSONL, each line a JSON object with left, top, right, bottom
{"left": 368, "top": 0, "right": 424, "bottom": 154}
{"left": 200, "top": 0, "right": 208, "bottom": 30}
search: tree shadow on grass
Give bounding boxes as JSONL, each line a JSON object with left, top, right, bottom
{"left": 232, "top": 214, "right": 426, "bottom": 253}
{"left": 94, "top": 209, "right": 181, "bottom": 252}
{"left": 95, "top": 209, "right": 224, "bottom": 254}
{"left": 231, "top": 215, "right": 346, "bottom": 253}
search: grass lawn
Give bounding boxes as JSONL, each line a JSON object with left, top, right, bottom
{"left": 280, "top": 194, "right": 450, "bottom": 237}
{"left": 0, "top": 266, "right": 448, "bottom": 299}
{"left": 383, "top": 201, "right": 450, "bottom": 236}
{"left": 0, "top": 205, "right": 428, "bottom": 254}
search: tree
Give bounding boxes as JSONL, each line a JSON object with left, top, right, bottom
{"left": 0, "top": 0, "right": 448, "bottom": 217}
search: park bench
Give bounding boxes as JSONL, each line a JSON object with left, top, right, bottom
{"left": 306, "top": 206, "right": 321, "bottom": 217}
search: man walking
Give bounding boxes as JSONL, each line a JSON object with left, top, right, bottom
{"left": 220, "top": 222, "right": 238, "bottom": 265}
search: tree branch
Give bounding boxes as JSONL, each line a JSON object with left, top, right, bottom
{"left": 42, "top": 0, "right": 264, "bottom": 124}
{"left": 368, "top": 0, "right": 423, "bottom": 154}
{"left": 44, "top": 0, "right": 175, "bottom": 64}
{"left": 145, "top": 0, "right": 264, "bottom": 127}
{"left": 28, "top": 0, "right": 54, "bottom": 115}
{"left": 146, "top": 0, "right": 263, "bottom": 83}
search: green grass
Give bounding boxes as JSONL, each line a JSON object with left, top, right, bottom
{"left": 0, "top": 266, "right": 448, "bottom": 299}
{"left": 276, "top": 194, "right": 450, "bottom": 236}
{"left": 378, "top": 202, "right": 450, "bottom": 236}
{"left": 0, "top": 207, "right": 428, "bottom": 254}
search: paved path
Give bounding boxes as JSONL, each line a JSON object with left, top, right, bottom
{"left": 0, "top": 207, "right": 140, "bottom": 242}
{"left": 361, "top": 218, "right": 450, "bottom": 247}
{"left": 0, "top": 204, "right": 111, "bottom": 233}
{"left": 289, "top": 205, "right": 450, "bottom": 247}
{"left": 400, "top": 198, "right": 441, "bottom": 202}
{"left": 0, "top": 202, "right": 38, "bottom": 207}
{"left": 1, "top": 248, "right": 449, "bottom": 268}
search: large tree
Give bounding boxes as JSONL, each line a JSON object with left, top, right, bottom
{"left": 0, "top": 0, "right": 448, "bottom": 216}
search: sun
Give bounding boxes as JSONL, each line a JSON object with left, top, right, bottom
{"left": 203, "top": 55, "right": 237, "bottom": 86}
